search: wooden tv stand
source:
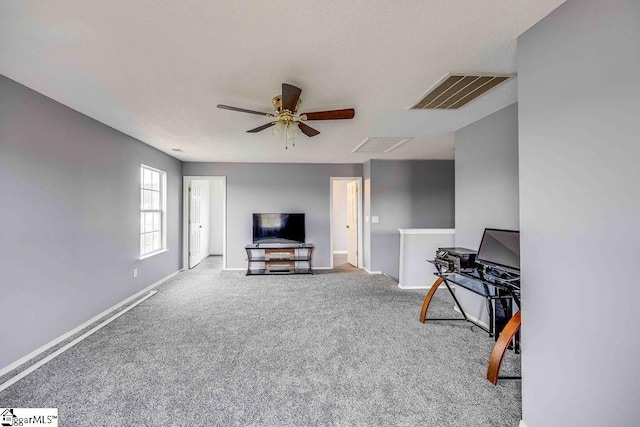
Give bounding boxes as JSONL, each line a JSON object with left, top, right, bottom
{"left": 245, "top": 243, "right": 314, "bottom": 275}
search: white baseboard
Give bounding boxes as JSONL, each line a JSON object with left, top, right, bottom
{"left": 313, "top": 267, "right": 331, "bottom": 270}
{"left": 0, "top": 270, "right": 180, "bottom": 377}
{"left": 0, "top": 290, "right": 158, "bottom": 393}
{"left": 332, "top": 250, "right": 347, "bottom": 255}
{"left": 381, "top": 273, "right": 397, "bottom": 282}
{"left": 519, "top": 420, "right": 528, "bottom": 427}
{"left": 364, "top": 268, "right": 382, "bottom": 274}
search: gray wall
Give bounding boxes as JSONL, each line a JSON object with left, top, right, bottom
{"left": 455, "top": 103, "right": 519, "bottom": 248}
{"left": 0, "top": 75, "right": 183, "bottom": 369}
{"left": 454, "top": 103, "right": 519, "bottom": 325}
{"left": 518, "top": 1, "right": 640, "bottom": 425}
{"left": 367, "top": 160, "right": 455, "bottom": 280}
{"left": 182, "top": 162, "right": 362, "bottom": 269}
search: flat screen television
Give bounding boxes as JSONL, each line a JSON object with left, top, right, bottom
{"left": 476, "top": 228, "right": 520, "bottom": 273}
{"left": 252, "top": 213, "right": 305, "bottom": 244}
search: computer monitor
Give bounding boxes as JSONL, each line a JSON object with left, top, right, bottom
{"left": 476, "top": 228, "right": 520, "bottom": 273}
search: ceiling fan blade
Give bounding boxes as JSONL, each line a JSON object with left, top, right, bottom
{"left": 282, "top": 83, "right": 302, "bottom": 112}
{"left": 217, "top": 104, "right": 271, "bottom": 116}
{"left": 298, "top": 122, "right": 320, "bottom": 137}
{"left": 302, "top": 108, "right": 355, "bottom": 120}
{"left": 247, "top": 122, "right": 275, "bottom": 133}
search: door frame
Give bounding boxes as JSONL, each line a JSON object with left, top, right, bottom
{"left": 329, "top": 177, "right": 363, "bottom": 269}
{"left": 182, "top": 176, "right": 227, "bottom": 270}
{"left": 188, "top": 179, "right": 206, "bottom": 269}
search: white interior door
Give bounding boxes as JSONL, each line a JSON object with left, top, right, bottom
{"left": 188, "top": 181, "right": 204, "bottom": 268}
{"left": 346, "top": 180, "right": 358, "bottom": 267}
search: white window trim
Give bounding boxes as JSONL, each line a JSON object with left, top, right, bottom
{"left": 140, "top": 164, "right": 168, "bottom": 258}
{"left": 139, "top": 248, "right": 169, "bottom": 260}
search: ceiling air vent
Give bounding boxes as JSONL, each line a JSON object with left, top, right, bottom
{"left": 410, "top": 73, "right": 513, "bottom": 110}
{"left": 352, "top": 137, "right": 412, "bottom": 154}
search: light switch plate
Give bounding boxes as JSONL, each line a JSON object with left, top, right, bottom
{"left": 372, "top": 216, "right": 379, "bottom": 223}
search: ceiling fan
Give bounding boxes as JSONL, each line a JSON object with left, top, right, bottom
{"left": 217, "top": 83, "right": 355, "bottom": 148}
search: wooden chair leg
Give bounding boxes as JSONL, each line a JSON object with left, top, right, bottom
{"left": 487, "top": 310, "right": 521, "bottom": 385}
{"left": 419, "top": 277, "right": 444, "bottom": 323}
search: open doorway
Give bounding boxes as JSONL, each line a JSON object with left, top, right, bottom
{"left": 182, "top": 176, "right": 226, "bottom": 270}
{"left": 330, "top": 177, "right": 363, "bottom": 269}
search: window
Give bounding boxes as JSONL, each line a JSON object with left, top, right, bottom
{"left": 140, "top": 165, "right": 166, "bottom": 257}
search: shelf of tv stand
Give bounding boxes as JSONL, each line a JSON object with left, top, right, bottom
{"left": 245, "top": 243, "right": 314, "bottom": 275}
{"left": 245, "top": 258, "right": 314, "bottom": 264}
{"left": 246, "top": 268, "right": 313, "bottom": 275}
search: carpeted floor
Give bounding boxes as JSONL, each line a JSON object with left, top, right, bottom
{"left": 0, "top": 263, "right": 521, "bottom": 426}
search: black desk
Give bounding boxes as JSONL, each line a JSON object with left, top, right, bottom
{"left": 419, "top": 260, "right": 521, "bottom": 384}
{"left": 420, "top": 260, "right": 520, "bottom": 341}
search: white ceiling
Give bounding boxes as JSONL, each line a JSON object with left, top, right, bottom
{"left": 0, "top": 0, "right": 565, "bottom": 163}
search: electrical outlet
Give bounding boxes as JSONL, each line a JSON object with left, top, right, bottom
{"left": 133, "top": 269, "right": 138, "bottom": 278}
{"left": 372, "top": 216, "right": 379, "bottom": 223}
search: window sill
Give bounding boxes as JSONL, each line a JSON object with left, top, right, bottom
{"left": 139, "top": 248, "right": 169, "bottom": 260}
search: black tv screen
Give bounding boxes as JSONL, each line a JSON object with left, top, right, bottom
{"left": 253, "top": 213, "right": 305, "bottom": 244}
{"left": 476, "top": 228, "right": 520, "bottom": 272}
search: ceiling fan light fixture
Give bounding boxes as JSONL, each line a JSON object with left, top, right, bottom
{"left": 272, "top": 121, "right": 285, "bottom": 137}
{"left": 274, "top": 121, "right": 302, "bottom": 150}
{"left": 288, "top": 122, "right": 302, "bottom": 138}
